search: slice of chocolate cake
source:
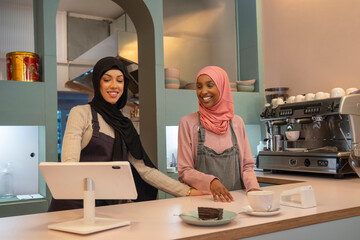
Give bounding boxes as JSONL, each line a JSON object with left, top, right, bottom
{"left": 198, "top": 207, "right": 223, "bottom": 220}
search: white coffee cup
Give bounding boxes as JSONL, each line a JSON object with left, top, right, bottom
{"left": 271, "top": 98, "right": 278, "bottom": 107}
{"left": 286, "top": 96, "right": 296, "bottom": 103}
{"left": 305, "top": 93, "right": 315, "bottom": 101}
{"left": 346, "top": 88, "right": 358, "bottom": 95}
{"left": 285, "top": 130, "right": 300, "bottom": 141}
{"left": 315, "top": 91, "right": 325, "bottom": 100}
{"left": 330, "top": 88, "right": 345, "bottom": 98}
{"left": 271, "top": 97, "right": 284, "bottom": 107}
{"left": 276, "top": 97, "right": 284, "bottom": 105}
{"left": 247, "top": 190, "right": 274, "bottom": 212}
{"left": 295, "top": 95, "right": 305, "bottom": 102}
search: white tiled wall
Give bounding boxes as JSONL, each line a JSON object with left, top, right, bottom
{"left": 166, "top": 126, "right": 179, "bottom": 169}
{"left": 0, "top": 126, "right": 39, "bottom": 196}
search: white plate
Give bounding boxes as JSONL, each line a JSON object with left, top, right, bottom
{"left": 179, "top": 210, "right": 237, "bottom": 226}
{"left": 243, "top": 206, "right": 281, "bottom": 217}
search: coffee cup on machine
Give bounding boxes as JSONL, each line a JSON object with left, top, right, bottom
{"left": 285, "top": 131, "right": 300, "bottom": 141}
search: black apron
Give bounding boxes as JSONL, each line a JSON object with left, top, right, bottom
{"left": 48, "top": 107, "right": 155, "bottom": 212}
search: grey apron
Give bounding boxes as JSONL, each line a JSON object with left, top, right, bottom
{"left": 195, "top": 115, "right": 244, "bottom": 191}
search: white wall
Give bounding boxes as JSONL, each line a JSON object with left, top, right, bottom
{"left": 262, "top": 0, "right": 360, "bottom": 96}
{"left": 208, "top": 0, "right": 238, "bottom": 83}
{"left": 163, "top": 0, "right": 238, "bottom": 85}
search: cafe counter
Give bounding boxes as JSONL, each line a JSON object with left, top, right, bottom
{"left": 1, "top": 172, "right": 360, "bottom": 239}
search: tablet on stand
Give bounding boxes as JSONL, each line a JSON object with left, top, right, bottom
{"left": 39, "top": 161, "right": 137, "bottom": 234}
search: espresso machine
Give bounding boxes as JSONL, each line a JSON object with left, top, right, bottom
{"left": 257, "top": 94, "right": 360, "bottom": 178}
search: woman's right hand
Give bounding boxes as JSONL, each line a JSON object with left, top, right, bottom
{"left": 189, "top": 188, "right": 204, "bottom": 196}
{"left": 210, "top": 179, "right": 234, "bottom": 202}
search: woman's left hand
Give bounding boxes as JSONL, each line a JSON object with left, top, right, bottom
{"left": 210, "top": 179, "right": 234, "bottom": 202}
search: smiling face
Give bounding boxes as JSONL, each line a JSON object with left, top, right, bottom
{"left": 99, "top": 69, "right": 124, "bottom": 104}
{"left": 196, "top": 74, "right": 220, "bottom": 109}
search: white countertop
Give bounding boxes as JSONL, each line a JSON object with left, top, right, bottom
{"left": 1, "top": 172, "right": 360, "bottom": 239}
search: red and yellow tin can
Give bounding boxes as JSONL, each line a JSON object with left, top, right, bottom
{"left": 6, "top": 52, "right": 40, "bottom": 82}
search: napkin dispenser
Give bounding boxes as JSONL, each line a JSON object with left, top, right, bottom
{"left": 280, "top": 185, "right": 317, "bottom": 208}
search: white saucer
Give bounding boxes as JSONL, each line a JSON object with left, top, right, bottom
{"left": 243, "top": 206, "right": 281, "bottom": 217}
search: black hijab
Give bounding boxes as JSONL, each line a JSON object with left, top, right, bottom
{"left": 89, "top": 56, "right": 158, "bottom": 201}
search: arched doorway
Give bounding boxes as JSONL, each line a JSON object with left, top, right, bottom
{"left": 113, "top": 0, "right": 159, "bottom": 165}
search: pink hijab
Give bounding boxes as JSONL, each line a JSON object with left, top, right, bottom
{"left": 197, "top": 66, "right": 234, "bottom": 134}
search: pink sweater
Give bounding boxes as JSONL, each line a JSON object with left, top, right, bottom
{"left": 177, "top": 112, "right": 260, "bottom": 194}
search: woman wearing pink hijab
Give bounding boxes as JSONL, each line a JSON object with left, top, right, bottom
{"left": 177, "top": 66, "right": 260, "bottom": 202}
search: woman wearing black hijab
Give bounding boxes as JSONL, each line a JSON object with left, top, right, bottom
{"left": 49, "top": 57, "right": 201, "bottom": 211}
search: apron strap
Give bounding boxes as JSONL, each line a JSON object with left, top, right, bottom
{"left": 229, "top": 121, "right": 237, "bottom": 146}
{"left": 228, "top": 121, "right": 245, "bottom": 189}
{"left": 90, "top": 107, "right": 100, "bottom": 137}
{"left": 197, "top": 113, "right": 206, "bottom": 145}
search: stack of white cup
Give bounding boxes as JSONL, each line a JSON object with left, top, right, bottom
{"left": 285, "top": 87, "right": 358, "bottom": 103}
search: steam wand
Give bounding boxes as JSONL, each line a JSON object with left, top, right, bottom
{"left": 338, "top": 115, "right": 351, "bottom": 150}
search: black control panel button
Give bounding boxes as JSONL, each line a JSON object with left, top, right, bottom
{"left": 289, "top": 159, "right": 297, "bottom": 166}
{"left": 304, "top": 107, "right": 320, "bottom": 114}
{"left": 279, "top": 109, "right": 293, "bottom": 117}
{"left": 304, "top": 159, "right": 311, "bottom": 167}
{"left": 317, "top": 160, "right": 328, "bottom": 167}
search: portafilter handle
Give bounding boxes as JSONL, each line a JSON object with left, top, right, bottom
{"left": 271, "top": 120, "right": 287, "bottom": 125}
{"left": 296, "top": 118, "right": 313, "bottom": 124}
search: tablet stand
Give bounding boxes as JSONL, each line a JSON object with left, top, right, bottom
{"left": 48, "top": 178, "right": 130, "bottom": 234}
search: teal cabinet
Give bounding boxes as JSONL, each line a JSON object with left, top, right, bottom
{"left": 0, "top": 0, "right": 59, "bottom": 217}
